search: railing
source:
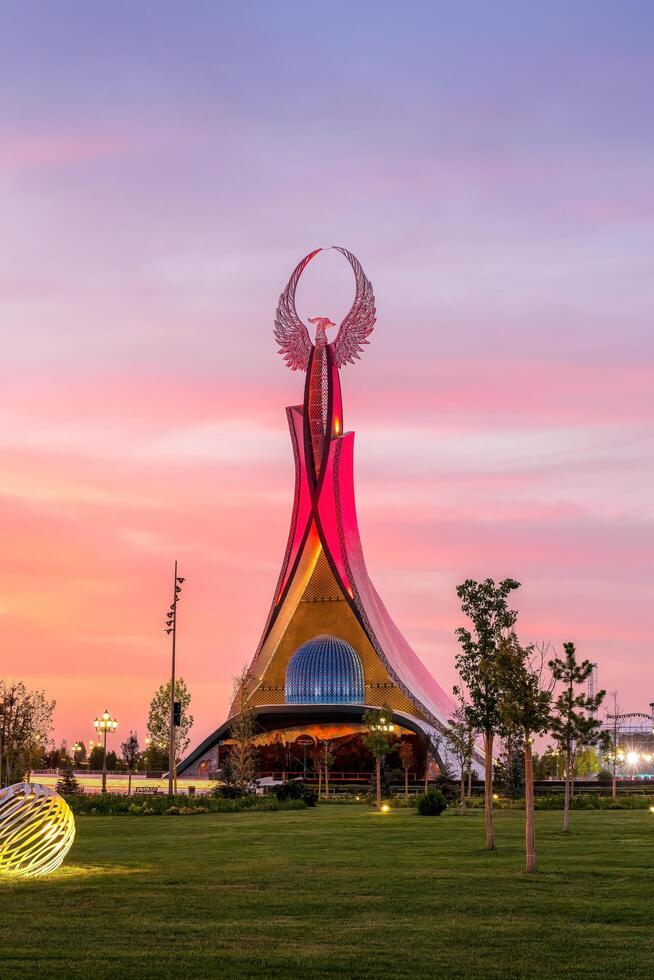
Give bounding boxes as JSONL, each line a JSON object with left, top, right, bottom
{"left": 258, "top": 770, "right": 375, "bottom": 782}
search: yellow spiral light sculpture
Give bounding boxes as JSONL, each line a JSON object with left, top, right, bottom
{"left": 0, "top": 783, "right": 76, "bottom": 877}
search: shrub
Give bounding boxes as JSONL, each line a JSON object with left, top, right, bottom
{"left": 416, "top": 789, "right": 447, "bottom": 816}
{"left": 213, "top": 783, "right": 244, "bottom": 800}
{"left": 274, "top": 780, "right": 317, "bottom": 806}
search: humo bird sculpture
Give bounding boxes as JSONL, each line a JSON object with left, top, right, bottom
{"left": 274, "top": 246, "right": 376, "bottom": 478}
{"left": 175, "top": 244, "right": 466, "bottom": 782}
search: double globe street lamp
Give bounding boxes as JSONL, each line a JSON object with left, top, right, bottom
{"left": 93, "top": 710, "right": 118, "bottom": 794}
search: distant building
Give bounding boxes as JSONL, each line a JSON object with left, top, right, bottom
{"left": 605, "top": 704, "right": 654, "bottom": 779}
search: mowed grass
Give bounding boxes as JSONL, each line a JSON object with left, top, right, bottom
{"left": 2, "top": 806, "right": 653, "bottom": 978}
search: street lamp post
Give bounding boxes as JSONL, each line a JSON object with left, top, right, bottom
{"left": 93, "top": 710, "right": 118, "bottom": 794}
{"left": 164, "top": 562, "right": 185, "bottom": 797}
{"left": 368, "top": 711, "right": 395, "bottom": 810}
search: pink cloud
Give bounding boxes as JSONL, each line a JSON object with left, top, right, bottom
{"left": 0, "top": 131, "right": 134, "bottom": 169}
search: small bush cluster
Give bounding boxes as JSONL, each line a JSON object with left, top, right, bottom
{"left": 164, "top": 805, "right": 209, "bottom": 815}
{"left": 316, "top": 792, "right": 371, "bottom": 804}
{"left": 274, "top": 780, "right": 317, "bottom": 806}
{"left": 416, "top": 789, "right": 448, "bottom": 816}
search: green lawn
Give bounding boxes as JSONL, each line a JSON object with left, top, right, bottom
{"left": 2, "top": 806, "right": 653, "bottom": 978}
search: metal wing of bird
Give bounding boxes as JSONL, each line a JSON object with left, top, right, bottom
{"left": 330, "top": 246, "right": 376, "bottom": 368}
{"left": 274, "top": 248, "right": 321, "bottom": 371}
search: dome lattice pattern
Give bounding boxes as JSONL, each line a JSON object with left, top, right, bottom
{"left": 0, "top": 782, "right": 76, "bottom": 877}
{"left": 285, "top": 634, "right": 365, "bottom": 704}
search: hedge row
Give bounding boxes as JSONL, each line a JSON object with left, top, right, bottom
{"left": 463, "top": 794, "right": 654, "bottom": 811}
{"left": 62, "top": 793, "right": 307, "bottom": 816}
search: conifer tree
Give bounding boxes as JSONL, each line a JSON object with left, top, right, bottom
{"left": 548, "top": 642, "right": 606, "bottom": 832}
{"left": 56, "top": 759, "right": 80, "bottom": 795}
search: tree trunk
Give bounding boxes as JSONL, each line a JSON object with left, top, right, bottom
{"left": 524, "top": 739, "right": 536, "bottom": 873}
{"left": 467, "top": 765, "right": 472, "bottom": 798}
{"left": 563, "top": 748, "right": 571, "bottom": 832}
{"left": 325, "top": 767, "right": 329, "bottom": 798}
{"left": 128, "top": 770, "right": 132, "bottom": 797}
{"left": 404, "top": 768, "right": 409, "bottom": 799}
{"left": 460, "top": 772, "right": 465, "bottom": 810}
{"left": 376, "top": 757, "right": 382, "bottom": 810}
{"left": 611, "top": 766, "right": 617, "bottom": 801}
{"left": 484, "top": 730, "right": 494, "bottom": 850}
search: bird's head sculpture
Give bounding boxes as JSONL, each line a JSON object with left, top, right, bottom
{"left": 308, "top": 315, "right": 336, "bottom": 342}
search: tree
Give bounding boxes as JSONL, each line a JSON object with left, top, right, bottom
{"left": 533, "top": 746, "right": 565, "bottom": 780}
{"left": 309, "top": 743, "right": 323, "bottom": 796}
{"left": 398, "top": 741, "right": 415, "bottom": 799}
{"left": 363, "top": 706, "right": 396, "bottom": 810}
{"left": 574, "top": 747, "right": 600, "bottom": 780}
{"left": 88, "top": 745, "right": 105, "bottom": 770}
{"left": 142, "top": 739, "right": 167, "bottom": 773}
{"left": 444, "top": 700, "right": 475, "bottom": 809}
{"left": 454, "top": 577, "right": 521, "bottom": 849}
{"left": 272, "top": 735, "right": 286, "bottom": 780}
{"left": 548, "top": 642, "right": 606, "bottom": 832}
{"left": 56, "top": 759, "right": 80, "bottom": 795}
{"left": 147, "top": 678, "right": 194, "bottom": 767}
{"left": 228, "top": 668, "right": 258, "bottom": 794}
{"left": 121, "top": 731, "right": 140, "bottom": 796}
{"left": 0, "top": 680, "right": 55, "bottom": 786}
{"left": 495, "top": 635, "right": 552, "bottom": 873}
{"left": 316, "top": 740, "right": 335, "bottom": 797}
{"left": 605, "top": 691, "right": 623, "bottom": 800}
{"left": 424, "top": 732, "right": 442, "bottom": 792}
{"left": 494, "top": 733, "right": 525, "bottom": 800}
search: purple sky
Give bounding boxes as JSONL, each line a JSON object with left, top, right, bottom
{"left": 1, "top": 2, "right": 653, "bottom": 746}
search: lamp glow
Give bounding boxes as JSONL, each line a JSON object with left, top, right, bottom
{"left": 380, "top": 803, "right": 390, "bottom": 813}
{"left": 0, "top": 783, "right": 75, "bottom": 877}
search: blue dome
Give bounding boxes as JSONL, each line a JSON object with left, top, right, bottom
{"left": 285, "top": 635, "right": 365, "bottom": 705}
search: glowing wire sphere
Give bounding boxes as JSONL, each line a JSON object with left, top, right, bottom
{"left": 0, "top": 783, "right": 76, "bottom": 877}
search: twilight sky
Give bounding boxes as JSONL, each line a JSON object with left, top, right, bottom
{"left": 1, "top": 1, "right": 653, "bottom": 748}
